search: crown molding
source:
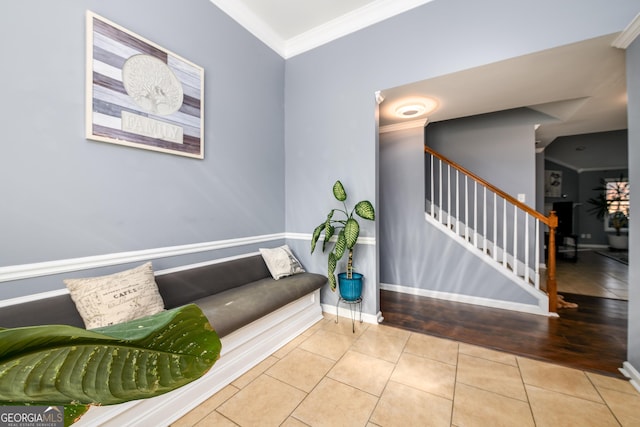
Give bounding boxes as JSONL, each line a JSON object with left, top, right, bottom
{"left": 546, "top": 156, "right": 627, "bottom": 174}
{"left": 209, "top": 0, "right": 287, "bottom": 56}
{"left": 210, "top": 0, "right": 435, "bottom": 59}
{"left": 379, "top": 119, "right": 427, "bottom": 133}
{"left": 613, "top": 12, "right": 640, "bottom": 49}
{"left": 285, "top": 0, "right": 435, "bottom": 58}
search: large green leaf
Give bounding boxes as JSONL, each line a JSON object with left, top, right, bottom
{"left": 333, "top": 230, "right": 347, "bottom": 260}
{"left": 328, "top": 252, "right": 338, "bottom": 291}
{"left": 355, "top": 200, "right": 375, "bottom": 221}
{"left": 344, "top": 218, "right": 360, "bottom": 249}
{"left": 0, "top": 304, "right": 221, "bottom": 408}
{"left": 311, "top": 223, "right": 324, "bottom": 253}
{"left": 333, "top": 180, "right": 347, "bottom": 201}
{"left": 322, "top": 223, "right": 335, "bottom": 252}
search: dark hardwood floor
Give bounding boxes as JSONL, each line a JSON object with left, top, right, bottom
{"left": 380, "top": 290, "right": 628, "bottom": 378}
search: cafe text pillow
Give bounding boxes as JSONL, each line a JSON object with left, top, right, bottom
{"left": 259, "top": 245, "right": 305, "bottom": 280}
{"left": 64, "top": 262, "right": 165, "bottom": 329}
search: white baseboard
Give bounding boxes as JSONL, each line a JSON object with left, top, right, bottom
{"left": 620, "top": 361, "right": 640, "bottom": 393}
{"left": 380, "top": 283, "right": 553, "bottom": 317}
{"left": 76, "top": 290, "right": 323, "bottom": 427}
{"left": 320, "top": 302, "right": 382, "bottom": 325}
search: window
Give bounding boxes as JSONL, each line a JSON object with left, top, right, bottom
{"left": 604, "top": 178, "right": 629, "bottom": 232}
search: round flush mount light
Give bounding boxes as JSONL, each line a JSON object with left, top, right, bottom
{"left": 396, "top": 104, "right": 426, "bottom": 117}
{"left": 394, "top": 97, "right": 438, "bottom": 119}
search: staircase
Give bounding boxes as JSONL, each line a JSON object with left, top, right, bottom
{"left": 424, "top": 146, "right": 559, "bottom": 314}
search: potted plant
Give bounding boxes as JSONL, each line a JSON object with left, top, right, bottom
{"left": 586, "top": 175, "right": 629, "bottom": 249}
{"left": 311, "top": 180, "right": 375, "bottom": 301}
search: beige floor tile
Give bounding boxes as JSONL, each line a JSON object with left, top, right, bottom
{"left": 303, "top": 316, "right": 332, "bottom": 336}
{"left": 457, "top": 353, "right": 527, "bottom": 401}
{"left": 292, "top": 377, "right": 378, "bottom": 427}
{"left": 368, "top": 322, "right": 412, "bottom": 339}
{"left": 324, "top": 314, "right": 369, "bottom": 336}
{"left": 281, "top": 417, "right": 309, "bottom": 427}
{"left": 587, "top": 372, "right": 639, "bottom": 395}
{"left": 598, "top": 386, "right": 640, "bottom": 426}
{"left": 218, "top": 375, "right": 306, "bottom": 426}
{"left": 370, "top": 381, "right": 452, "bottom": 427}
{"left": 390, "top": 352, "right": 456, "bottom": 399}
{"left": 452, "top": 383, "right": 535, "bottom": 427}
{"left": 266, "top": 348, "right": 335, "bottom": 392}
{"left": 194, "top": 411, "right": 238, "bottom": 427}
{"left": 403, "top": 333, "right": 458, "bottom": 365}
{"left": 351, "top": 328, "right": 409, "bottom": 363}
{"left": 527, "top": 384, "right": 619, "bottom": 427}
{"left": 171, "top": 384, "right": 239, "bottom": 426}
{"left": 458, "top": 342, "right": 518, "bottom": 366}
{"left": 518, "top": 356, "right": 603, "bottom": 402}
{"left": 299, "top": 328, "right": 356, "bottom": 360}
{"left": 273, "top": 334, "right": 308, "bottom": 359}
{"left": 327, "top": 350, "right": 396, "bottom": 396}
{"left": 231, "top": 355, "right": 278, "bottom": 389}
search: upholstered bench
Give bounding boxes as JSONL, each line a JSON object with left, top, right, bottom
{"left": 0, "top": 250, "right": 326, "bottom": 426}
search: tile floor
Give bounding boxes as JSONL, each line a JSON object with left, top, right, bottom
{"left": 555, "top": 250, "right": 628, "bottom": 300}
{"left": 173, "top": 313, "right": 640, "bottom": 427}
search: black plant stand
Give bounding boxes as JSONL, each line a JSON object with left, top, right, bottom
{"left": 335, "top": 297, "right": 363, "bottom": 333}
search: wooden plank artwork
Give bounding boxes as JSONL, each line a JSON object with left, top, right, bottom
{"left": 86, "top": 11, "right": 204, "bottom": 159}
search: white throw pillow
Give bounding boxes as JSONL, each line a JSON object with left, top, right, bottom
{"left": 259, "top": 245, "right": 305, "bottom": 280}
{"left": 64, "top": 262, "right": 165, "bottom": 329}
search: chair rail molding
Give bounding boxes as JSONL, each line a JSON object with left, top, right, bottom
{"left": 0, "top": 233, "right": 285, "bottom": 283}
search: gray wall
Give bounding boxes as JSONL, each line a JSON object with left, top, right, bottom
{"left": 379, "top": 127, "right": 537, "bottom": 305}
{"left": 0, "top": 0, "right": 285, "bottom": 297}
{"left": 284, "top": 0, "right": 639, "bottom": 319}
{"left": 626, "top": 35, "right": 639, "bottom": 372}
{"left": 544, "top": 160, "right": 579, "bottom": 206}
{"left": 426, "top": 108, "right": 541, "bottom": 207}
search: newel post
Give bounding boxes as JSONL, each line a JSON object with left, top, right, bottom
{"left": 547, "top": 211, "right": 558, "bottom": 313}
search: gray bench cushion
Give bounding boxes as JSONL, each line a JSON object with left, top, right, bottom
{"left": 194, "top": 272, "right": 326, "bottom": 337}
{"left": 156, "top": 255, "right": 272, "bottom": 309}
{"left": 0, "top": 255, "right": 327, "bottom": 336}
{"left": 0, "top": 294, "right": 85, "bottom": 328}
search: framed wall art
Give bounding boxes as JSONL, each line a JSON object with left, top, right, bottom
{"left": 86, "top": 11, "right": 204, "bottom": 159}
{"left": 544, "top": 170, "right": 562, "bottom": 197}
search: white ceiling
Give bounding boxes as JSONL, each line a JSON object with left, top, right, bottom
{"left": 211, "top": 0, "right": 630, "bottom": 171}
{"left": 379, "top": 34, "right": 627, "bottom": 152}
{"left": 209, "top": 0, "right": 434, "bottom": 58}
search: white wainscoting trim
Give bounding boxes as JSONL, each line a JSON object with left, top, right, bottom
{"left": 620, "top": 361, "right": 640, "bottom": 393}
{"left": 380, "top": 283, "right": 554, "bottom": 317}
{"left": 286, "top": 232, "right": 376, "bottom": 245}
{"left": 0, "top": 233, "right": 285, "bottom": 283}
{"left": 76, "top": 290, "right": 323, "bottom": 427}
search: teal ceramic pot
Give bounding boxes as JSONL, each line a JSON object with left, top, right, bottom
{"left": 338, "top": 272, "right": 363, "bottom": 301}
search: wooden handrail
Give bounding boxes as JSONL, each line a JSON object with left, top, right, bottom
{"left": 425, "top": 145, "right": 551, "bottom": 225}
{"left": 425, "top": 144, "right": 558, "bottom": 313}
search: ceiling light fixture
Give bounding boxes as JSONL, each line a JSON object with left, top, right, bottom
{"left": 396, "top": 104, "right": 426, "bottom": 118}
{"left": 394, "top": 97, "right": 438, "bottom": 119}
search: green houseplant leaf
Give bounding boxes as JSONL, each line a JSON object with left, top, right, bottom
{"left": 0, "top": 304, "right": 221, "bottom": 412}
{"left": 344, "top": 218, "right": 360, "bottom": 249}
{"left": 355, "top": 200, "right": 375, "bottom": 221}
{"left": 333, "top": 180, "right": 347, "bottom": 201}
{"left": 311, "top": 180, "right": 375, "bottom": 292}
